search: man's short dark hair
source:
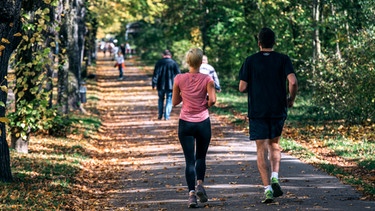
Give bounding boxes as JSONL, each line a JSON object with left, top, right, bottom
{"left": 163, "top": 49, "right": 172, "bottom": 56}
{"left": 258, "top": 28, "right": 275, "bottom": 48}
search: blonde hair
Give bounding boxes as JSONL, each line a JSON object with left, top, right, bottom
{"left": 186, "top": 48, "right": 203, "bottom": 69}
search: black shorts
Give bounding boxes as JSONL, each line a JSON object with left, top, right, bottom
{"left": 249, "top": 118, "right": 286, "bottom": 140}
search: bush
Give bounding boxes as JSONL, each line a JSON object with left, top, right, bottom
{"left": 310, "top": 29, "right": 375, "bottom": 124}
{"left": 47, "top": 115, "right": 73, "bottom": 137}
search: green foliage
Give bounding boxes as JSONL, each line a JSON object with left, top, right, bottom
{"left": 9, "top": 3, "right": 57, "bottom": 141}
{"left": 324, "top": 138, "right": 375, "bottom": 171}
{"left": 47, "top": 114, "right": 73, "bottom": 137}
{"left": 0, "top": 137, "right": 87, "bottom": 210}
{"left": 280, "top": 139, "right": 315, "bottom": 160}
{"left": 8, "top": 99, "right": 53, "bottom": 140}
{"left": 310, "top": 28, "right": 375, "bottom": 124}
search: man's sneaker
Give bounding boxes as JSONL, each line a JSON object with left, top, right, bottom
{"left": 271, "top": 177, "right": 283, "bottom": 197}
{"left": 261, "top": 190, "right": 274, "bottom": 203}
{"left": 196, "top": 185, "right": 208, "bottom": 203}
{"left": 188, "top": 194, "right": 198, "bottom": 208}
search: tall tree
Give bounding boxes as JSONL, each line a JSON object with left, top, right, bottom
{"left": 0, "top": 0, "right": 23, "bottom": 182}
{"left": 64, "top": 0, "right": 86, "bottom": 111}
{"left": 10, "top": 0, "right": 57, "bottom": 153}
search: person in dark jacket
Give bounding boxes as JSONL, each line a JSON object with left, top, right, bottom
{"left": 152, "top": 49, "right": 180, "bottom": 120}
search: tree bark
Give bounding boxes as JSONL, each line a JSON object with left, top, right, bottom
{"left": 55, "top": 0, "right": 69, "bottom": 114}
{"left": 11, "top": 0, "right": 56, "bottom": 153}
{"left": 0, "top": 0, "right": 23, "bottom": 182}
{"left": 312, "top": 0, "right": 322, "bottom": 74}
{"left": 65, "top": 0, "right": 86, "bottom": 111}
{"left": 11, "top": 136, "right": 29, "bottom": 154}
{"left": 331, "top": 4, "right": 342, "bottom": 60}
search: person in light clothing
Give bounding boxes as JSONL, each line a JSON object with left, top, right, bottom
{"left": 199, "top": 55, "right": 221, "bottom": 92}
{"left": 114, "top": 51, "right": 125, "bottom": 80}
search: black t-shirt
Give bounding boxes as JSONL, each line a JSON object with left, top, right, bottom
{"left": 239, "top": 51, "right": 295, "bottom": 119}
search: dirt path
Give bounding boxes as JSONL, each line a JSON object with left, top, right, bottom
{"left": 86, "top": 56, "right": 373, "bottom": 210}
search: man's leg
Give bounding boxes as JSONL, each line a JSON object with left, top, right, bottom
{"left": 269, "top": 136, "right": 283, "bottom": 197}
{"left": 157, "top": 90, "right": 165, "bottom": 119}
{"left": 256, "top": 139, "right": 274, "bottom": 203}
{"left": 269, "top": 136, "right": 281, "bottom": 174}
{"left": 164, "top": 91, "right": 172, "bottom": 120}
{"left": 255, "top": 140, "right": 271, "bottom": 187}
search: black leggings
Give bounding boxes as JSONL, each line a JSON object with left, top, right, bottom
{"left": 178, "top": 118, "right": 211, "bottom": 192}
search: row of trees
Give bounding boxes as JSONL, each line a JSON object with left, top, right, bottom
{"left": 0, "top": 0, "right": 374, "bottom": 182}
{"left": 0, "top": 0, "right": 98, "bottom": 182}
{"left": 0, "top": 0, "right": 162, "bottom": 183}
{"left": 128, "top": 0, "right": 374, "bottom": 123}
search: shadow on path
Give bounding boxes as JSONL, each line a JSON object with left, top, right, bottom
{"left": 93, "top": 56, "right": 373, "bottom": 210}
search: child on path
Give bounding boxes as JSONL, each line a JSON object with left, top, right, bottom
{"left": 114, "top": 51, "right": 125, "bottom": 80}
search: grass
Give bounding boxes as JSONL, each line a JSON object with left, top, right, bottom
{"left": 0, "top": 97, "right": 100, "bottom": 211}
{"left": 0, "top": 136, "right": 91, "bottom": 210}
{"left": 279, "top": 139, "right": 315, "bottom": 160}
{"left": 324, "top": 138, "right": 375, "bottom": 170}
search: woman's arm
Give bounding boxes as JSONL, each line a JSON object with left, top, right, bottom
{"left": 207, "top": 81, "right": 216, "bottom": 107}
{"left": 172, "top": 83, "right": 182, "bottom": 106}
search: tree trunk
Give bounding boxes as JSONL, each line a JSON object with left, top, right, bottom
{"left": 11, "top": 0, "right": 56, "bottom": 154}
{"left": 65, "top": 0, "right": 86, "bottom": 111}
{"left": 0, "top": 0, "right": 23, "bottom": 182}
{"left": 243, "top": 0, "right": 260, "bottom": 53}
{"left": 56, "top": 0, "right": 69, "bottom": 114}
{"left": 312, "top": 0, "right": 321, "bottom": 73}
{"left": 11, "top": 135, "right": 29, "bottom": 154}
{"left": 200, "top": 1, "right": 209, "bottom": 53}
{"left": 331, "top": 4, "right": 342, "bottom": 60}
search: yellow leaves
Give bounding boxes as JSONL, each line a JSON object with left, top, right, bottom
{"left": 13, "top": 32, "right": 22, "bottom": 37}
{"left": 1, "top": 38, "right": 10, "bottom": 44}
{"left": 0, "top": 117, "right": 10, "bottom": 123}
{"left": 17, "top": 91, "right": 25, "bottom": 98}
{"left": 1, "top": 85, "right": 8, "bottom": 93}
{"left": 0, "top": 45, "right": 4, "bottom": 56}
{"left": 22, "top": 35, "right": 29, "bottom": 42}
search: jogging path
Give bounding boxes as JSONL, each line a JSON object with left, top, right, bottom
{"left": 91, "top": 56, "right": 373, "bottom": 210}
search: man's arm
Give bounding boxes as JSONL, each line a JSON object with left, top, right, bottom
{"left": 239, "top": 80, "right": 248, "bottom": 93}
{"left": 211, "top": 71, "right": 221, "bottom": 92}
{"left": 152, "top": 63, "right": 159, "bottom": 90}
{"left": 287, "top": 73, "right": 298, "bottom": 107}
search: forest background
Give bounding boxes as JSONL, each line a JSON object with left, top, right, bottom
{"left": 0, "top": 0, "right": 374, "bottom": 209}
